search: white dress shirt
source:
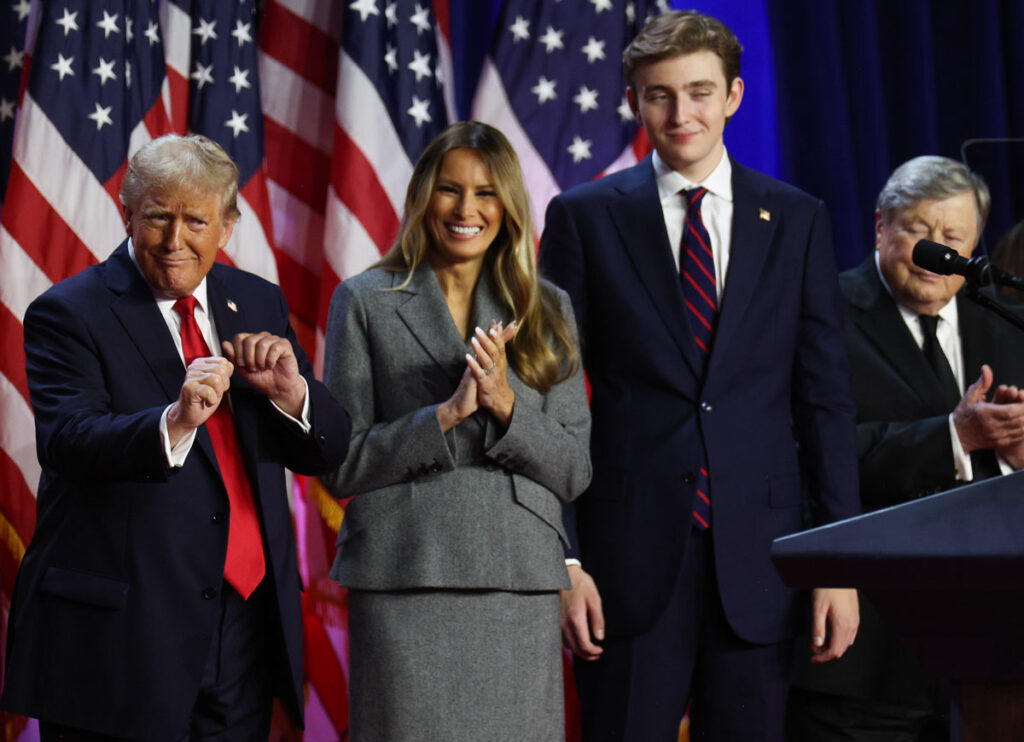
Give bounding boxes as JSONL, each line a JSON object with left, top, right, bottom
{"left": 653, "top": 148, "right": 733, "bottom": 301}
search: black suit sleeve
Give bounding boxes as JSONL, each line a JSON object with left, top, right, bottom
{"left": 856, "top": 416, "right": 958, "bottom": 509}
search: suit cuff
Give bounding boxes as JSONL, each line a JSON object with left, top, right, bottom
{"left": 270, "top": 376, "right": 312, "bottom": 434}
{"left": 949, "top": 413, "right": 973, "bottom": 481}
{"left": 160, "top": 404, "right": 197, "bottom": 468}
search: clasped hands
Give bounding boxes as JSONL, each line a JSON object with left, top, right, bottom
{"left": 166, "top": 332, "right": 304, "bottom": 445}
{"left": 954, "top": 364, "right": 1024, "bottom": 469}
{"left": 438, "top": 321, "right": 517, "bottom": 431}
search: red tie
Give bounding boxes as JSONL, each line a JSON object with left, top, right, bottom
{"left": 173, "top": 296, "right": 265, "bottom": 599}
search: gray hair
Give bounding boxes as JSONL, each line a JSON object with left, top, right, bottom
{"left": 876, "top": 155, "right": 990, "bottom": 231}
{"left": 120, "top": 134, "right": 240, "bottom": 219}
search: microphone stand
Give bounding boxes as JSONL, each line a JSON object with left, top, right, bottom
{"left": 962, "top": 283, "right": 1024, "bottom": 334}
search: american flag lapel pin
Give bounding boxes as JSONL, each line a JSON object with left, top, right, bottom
{"left": 759, "top": 208, "right": 771, "bottom": 222}
{"left": 226, "top": 299, "right": 238, "bottom": 313}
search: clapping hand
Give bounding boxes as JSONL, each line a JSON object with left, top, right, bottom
{"left": 466, "top": 321, "right": 517, "bottom": 428}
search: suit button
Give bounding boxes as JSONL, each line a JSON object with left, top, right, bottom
{"left": 211, "top": 512, "right": 225, "bottom": 524}
{"left": 682, "top": 472, "right": 696, "bottom": 484}
{"left": 318, "top": 433, "right": 326, "bottom": 443}
{"left": 700, "top": 401, "right": 712, "bottom": 413}
{"left": 201, "top": 587, "right": 218, "bottom": 600}
{"left": 430, "top": 463, "right": 442, "bottom": 473}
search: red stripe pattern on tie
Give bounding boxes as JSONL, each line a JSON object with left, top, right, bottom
{"left": 681, "top": 188, "right": 717, "bottom": 358}
{"left": 681, "top": 188, "right": 716, "bottom": 530}
{"left": 173, "top": 297, "right": 266, "bottom": 599}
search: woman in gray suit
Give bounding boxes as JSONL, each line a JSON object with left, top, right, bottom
{"left": 321, "top": 121, "right": 592, "bottom": 740}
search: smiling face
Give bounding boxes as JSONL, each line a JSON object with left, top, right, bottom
{"left": 876, "top": 190, "right": 980, "bottom": 315}
{"left": 627, "top": 50, "right": 743, "bottom": 182}
{"left": 425, "top": 147, "right": 505, "bottom": 272}
{"left": 125, "top": 184, "right": 235, "bottom": 297}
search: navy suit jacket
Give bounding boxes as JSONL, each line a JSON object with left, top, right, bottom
{"left": 539, "top": 156, "right": 860, "bottom": 644}
{"left": 1, "top": 243, "right": 351, "bottom": 738}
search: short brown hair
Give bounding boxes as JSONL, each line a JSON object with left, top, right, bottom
{"left": 623, "top": 10, "right": 743, "bottom": 91}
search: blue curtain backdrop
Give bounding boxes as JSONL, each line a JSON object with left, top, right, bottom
{"left": 765, "top": 0, "right": 1024, "bottom": 268}
{"left": 446, "top": 0, "right": 1023, "bottom": 272}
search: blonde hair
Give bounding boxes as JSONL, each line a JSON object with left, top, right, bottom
{"left": 120, "top": 134, "right": 240, "bottom": 219}
{"left": 377, "top": 122, "right": 578, "bottom": 393}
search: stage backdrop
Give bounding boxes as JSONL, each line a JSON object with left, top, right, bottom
{"left": 1, "top": 1, "right": 1021, "bottom": 740}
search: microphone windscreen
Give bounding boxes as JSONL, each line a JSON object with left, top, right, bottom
{"left": 912, "top": 239, "right": 958, "bottom": 275}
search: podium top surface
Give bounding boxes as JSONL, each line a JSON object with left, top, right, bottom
{"left": 771, "top": 470, "right": 1024, "bottom": 590}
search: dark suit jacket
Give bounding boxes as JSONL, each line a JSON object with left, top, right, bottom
{"left": 538, "top": 156, "right": 859, "bottom": 645}
{"left": 0, "top": 243, "right": 351, "bottom": 739}
{"left": 792, "top": 256, "right": 1024, "bottom": 707}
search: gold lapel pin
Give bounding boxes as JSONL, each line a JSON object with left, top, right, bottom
{"left": 226, "top": 299, "right": 238, "bottom": 313}
{"left": 759, "top": 208, "right": 771, "bottom": 222}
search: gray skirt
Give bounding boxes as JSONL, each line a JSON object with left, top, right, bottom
{"left": 347, "top": 588, "right": 563, "bottom": 741}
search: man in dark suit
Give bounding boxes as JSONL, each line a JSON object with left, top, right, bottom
{"left": 1, "top": 134, "right": 351, "bottom": 740}
{"left": 538, "top": 10, "right": 860, "bottom": 741}
{"left": 787, "top": 157, "right": 1024, "bottom": 740}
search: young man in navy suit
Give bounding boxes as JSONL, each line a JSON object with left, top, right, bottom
{"left": 1, "top": 134, "right": 351, "bottom": 740}
{"left": 539, "top": 11, "right": 860, "bottom": 741}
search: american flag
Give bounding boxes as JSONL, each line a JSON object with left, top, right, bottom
{"left": 0, "top": 1, "right": 30, "bottom": 209}
{"left": 0, "top": 11, "right": 30, "bottom": 729}
{"left": 472, "top": 0, "right": 663, "bottom": 236}
{"left": 321, "top": 0, "right": 453, "bottom": 344}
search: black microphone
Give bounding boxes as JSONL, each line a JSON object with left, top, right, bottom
{"left": 911, "top": 239, "right": 1024, "bottom": 290}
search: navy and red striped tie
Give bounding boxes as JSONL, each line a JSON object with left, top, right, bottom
{"left": 681, "top": 187, "right": 716, "bottom": 530}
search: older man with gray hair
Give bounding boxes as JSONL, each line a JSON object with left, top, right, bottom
{"left": 787, "top": 155, "right": 1024, "bottom": 741}
{"left": 1, "top": 134, "right": 351, "bottom": 740}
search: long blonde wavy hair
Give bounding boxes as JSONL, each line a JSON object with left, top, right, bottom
{"left": 376, "top": 121, "right": 578, "bottom": 394}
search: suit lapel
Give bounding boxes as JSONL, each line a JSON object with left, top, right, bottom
{"left": 611, "top": 159, "right": 702, "bottom": 378}
{"left": 106, "top": 244, "right": 225, "bottom": 472}
{"left": 206, "top": 269, "right": 251, "bottom": 390}
{"left": 397, "top": 261, "right": 514, "bottom": 433}
{"left": 396, "top": 262, "right": 473, "bottom": 370}
{"left": 106, "top": 243, "right": 186, "bottom": 403}
{"left": 708, "top": 161, "right": 776, "bottom": 371}
{"left": 848, "top": 260, "right": 950, "bottom": 406}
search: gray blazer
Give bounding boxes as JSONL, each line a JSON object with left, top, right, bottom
{"left": 322, "top": 262, "right": 592, "bottom": 591}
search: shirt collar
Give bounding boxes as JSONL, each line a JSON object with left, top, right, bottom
{"left": 653, "top": 148, "right": 733, "bottom": 204}
{"left": 127, "top": 237, "right": 211, "bottom": 313}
